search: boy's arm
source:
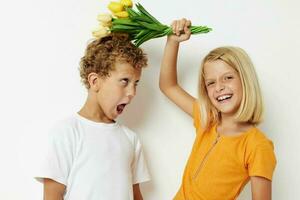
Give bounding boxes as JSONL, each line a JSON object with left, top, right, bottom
{"left": 44, "top": 178, "right": 66, "bottom": 200}
{"left": 250, "top": 176, "right": 272, "bottom": 200}
{"left": 133, "top": 184, "right": 143, "bottom": 200}
{"left": 159, "top": 19, "right": 195, "bottom": 117}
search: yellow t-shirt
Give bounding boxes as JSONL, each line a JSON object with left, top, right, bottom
{"left": 174, "top": 102, "right": 277, "bottom": 200}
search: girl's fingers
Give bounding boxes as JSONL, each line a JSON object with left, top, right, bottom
{"left": 178, "top": 18, "right": 185, "bottom": 30}
{"left": 171, "top": 21, "right": 176, "bottom": 34}
{"left": 172, "top": 20, "right": 178, "bottom": 35}
{"left": 175, "top": 20, "right": 181, "bottom": 35}
{"left": 186, "top": 20, "right": 191, "bottom": 28}
{"left": 180, "top": 18, "right": 192, "bottom": 35}
{"left": 184, "top": 26, "right": 191, "bottom": 35}
{"left": 171, "top": 18, "right": 192, "bottom": 37}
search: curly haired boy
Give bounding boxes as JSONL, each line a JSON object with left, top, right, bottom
{"left": 35, "top": 33, "right": 150, "bottom": 200}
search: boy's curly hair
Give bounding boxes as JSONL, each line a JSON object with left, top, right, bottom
{"left": 79, "top": 33, "right": 148, "bottom": 89}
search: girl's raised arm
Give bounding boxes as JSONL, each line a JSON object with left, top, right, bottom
{"left": 159, "top": 19, "right": 196, "bottom": 117}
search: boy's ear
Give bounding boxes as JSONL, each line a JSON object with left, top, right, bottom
{"left": 87, "top": 72, "right": 101, "bottom": 92}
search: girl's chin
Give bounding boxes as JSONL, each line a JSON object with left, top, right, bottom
{"left": 219, "top": 107, "right": 239, "bottom": 116}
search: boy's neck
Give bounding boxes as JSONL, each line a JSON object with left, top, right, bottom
{"left": 78, "top": 94, "right": 114, "bottom": 124}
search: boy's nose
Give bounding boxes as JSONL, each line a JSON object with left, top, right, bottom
{"left": 127, "top": 86, "right": 136, "bottom": 99}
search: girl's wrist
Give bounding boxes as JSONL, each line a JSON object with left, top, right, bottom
{"left": 167, "top": 36, "right": 180, "bottom": 45}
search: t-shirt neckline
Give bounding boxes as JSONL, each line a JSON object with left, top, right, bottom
{"left": 213, "top": 124, "right": 257, "bottom": 140}
{"left": 75, "top": 113, "right": 118, "bottom": 128}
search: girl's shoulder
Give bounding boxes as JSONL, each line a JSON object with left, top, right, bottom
{"left": 245, "top": 127, "right": 274, "bottom": 149}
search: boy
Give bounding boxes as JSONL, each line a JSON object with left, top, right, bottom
{"left": 35, "top": 33, "right": 150, "bottom": 200}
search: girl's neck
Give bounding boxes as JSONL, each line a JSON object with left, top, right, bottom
{"left": 217, "top": 114, "right": 253, "bottom": 136}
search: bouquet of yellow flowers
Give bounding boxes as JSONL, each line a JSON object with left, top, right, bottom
{"left": 92, "top": 0, "right": 212, "bottom": 46}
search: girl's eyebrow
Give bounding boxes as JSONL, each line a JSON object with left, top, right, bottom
{"left": 204, "top": 78, "right": 214, "bottom": 82}
{"left": 204, "top": 72, "right": 236, "bottom": 81}
{"left": 223, "top": 71, "right": 235, "bottom": 75}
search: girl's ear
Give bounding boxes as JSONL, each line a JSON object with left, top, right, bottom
{"left": 87, "top": 72, "right": 101, "bottom": 92}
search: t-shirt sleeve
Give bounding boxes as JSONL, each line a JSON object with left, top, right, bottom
{"left": 131, "top": 137, "right": 151, "bottom": 184}
{"left": 34, "top": 124, "right": 75, "bottom": 186}
{"left": 247, "top": 140, "right": 277, "bottom": 181}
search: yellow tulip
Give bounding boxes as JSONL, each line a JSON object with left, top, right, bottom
{"left": 97, "top": 13, "right": 112, "bottom": 24}
{"left": 101, "top": 21, "right": 112, "bottom": 28}
{"left": 108, "top": 2, "right": 124, "bottom": 13}
{"left": 97, "top": 13, "right": 112, "bottom": 27}
{"left": 114, "top": 11, "right": 129, "bottom": 18}
{"left": 120, "top": 0, "right": 133, "bottom": 7}
{"left": 92, "top": 25, "right": 110, "bottom": 39}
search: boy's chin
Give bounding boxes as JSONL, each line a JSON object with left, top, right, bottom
{"left": 111, "top": 112, "right": 122, "bottom": 119}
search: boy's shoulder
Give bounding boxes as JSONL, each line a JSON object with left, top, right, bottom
{"left": 52, "top": 114, "right": 77, "bottom": 126}
{"left": 118, "top": 123, "right": 139, "bottom": 144}
{"left": 50, "top": 114, "right": 78, "bottom": 131}
{"left": 47, "top": 114, "right": 79, "bottom": 139}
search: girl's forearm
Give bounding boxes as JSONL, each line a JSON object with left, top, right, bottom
{"left": 159, "top": 37, "right": 180, "bottom": 92}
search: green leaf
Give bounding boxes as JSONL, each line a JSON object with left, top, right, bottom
{"left": 137, "top": 21, "right": 165, "bottom": 31}
{"left": 190, "top": 26, "right": 212, "bottom": 34}
{"left": 112, "top": 18, "right": 140, "bottom": 27}
{"left": 126, "top": 7, "right": 139, "bottom": 18}
{"left": 130, "top": 16, "right": 153, "bottom": 24}
{"left": 134, "top": 31, "right": 158, "bottom": 47}
{"left": 136, "top": 3, "right": 161, "bottom": 25}
{"left": 133, "top": 29, "right": 150, "bottom": 39}
{"left": 111, "top": 24, "right": 142, "bottom": 30}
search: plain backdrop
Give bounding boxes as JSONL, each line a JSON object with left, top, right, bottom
{"left": 0, "top": 0, "right": 299, "bottom": 199}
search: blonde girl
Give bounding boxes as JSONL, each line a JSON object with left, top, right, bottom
{"left": 159, "top": 18, "right": 276, "bottom": 200}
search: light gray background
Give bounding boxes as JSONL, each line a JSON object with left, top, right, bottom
{"left": 0, "top": 0, "right": 299, "bottom": 199}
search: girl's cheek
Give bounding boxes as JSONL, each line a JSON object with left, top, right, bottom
{"left": 208, "top": 92, "right": 214, "bottom": 102}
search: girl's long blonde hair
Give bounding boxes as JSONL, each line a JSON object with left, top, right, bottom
{"left": 198, "top": 46, "right": 264, "bottom": 130}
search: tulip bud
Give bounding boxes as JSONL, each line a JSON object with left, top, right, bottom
{"left": 114, "top": 11, "right": 129, "bottom": 18}
{"left": 97, "top": 13, "right": 113, "bottom": 28}
{"left": 120, "top": 0, "right": 133, "bottom": 8}
{"left": 97, "top": 13, "right": 112, "bottom": 24}
{"left": 92, "top": 25, "right": 110, "bottom": 39}
{"left": 108, "top": 2, "right": 124, "bottom": 13}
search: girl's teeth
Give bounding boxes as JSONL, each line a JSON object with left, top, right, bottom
{"left": 217, "top": 95, "right": 232, "bottom": 101}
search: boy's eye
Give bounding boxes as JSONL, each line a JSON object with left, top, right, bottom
{"left": 134, "top": 80, "right": 140, "bottom": 87}
{"left": 121, "top": 78, "right": 129, "bottom": 85}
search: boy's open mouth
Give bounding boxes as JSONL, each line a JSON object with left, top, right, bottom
{"left": 116, "top": 104, "right": 127, "bottom": 114}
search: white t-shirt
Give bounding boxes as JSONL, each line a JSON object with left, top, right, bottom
{"left": 35, "top": 113, "right": 150, "bottom": 200}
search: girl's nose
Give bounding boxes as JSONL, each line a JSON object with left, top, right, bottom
{"left": 215, "top": 82, "right": 225, "bottom": 92}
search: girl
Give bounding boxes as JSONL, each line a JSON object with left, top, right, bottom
{"left": 159, "top": 19, "right": 276, "bottom": 200}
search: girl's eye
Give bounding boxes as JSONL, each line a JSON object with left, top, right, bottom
{"left": 225, "top": 76, "right": 233, "bottom": 80}
{"left": 206, "top": 82, "right": 215, "bottom": 87}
